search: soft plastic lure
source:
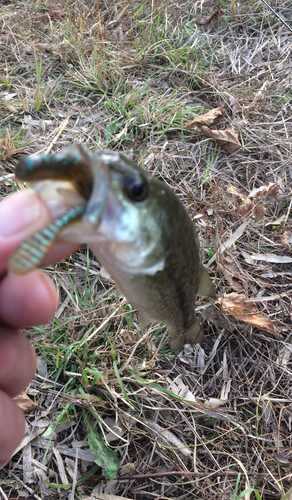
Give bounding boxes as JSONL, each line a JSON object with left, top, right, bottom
{"left": 9, "top": 204, "right": 86, "bottom": 274}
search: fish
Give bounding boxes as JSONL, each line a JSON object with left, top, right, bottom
{"left": 9, "top": 144, "right": 216, "bottom": 351}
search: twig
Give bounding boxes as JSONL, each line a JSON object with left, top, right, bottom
{"left": 80, "top": 298, "right": 127, "bottom": 346}
{"left": 261, "top": 0, "right": 292, "bottom": 33}
{"left": 7, "top": 472, "right": 41, "bottom": 500}
{"left": 0, "top": 486, "right": 9, "bottom": 500}
{"left": 80, "top": 470, "right": 291, "bottom": 483}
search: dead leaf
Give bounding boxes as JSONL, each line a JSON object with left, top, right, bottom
{"left": 247, "top": 183, "right": 279, "bottom": 200}
{"left": 265, "top": 214, "right": 286, "bottom": 228}
{"left": 83, "top": 494, "right": 134, "bottom": 500}
{"left": 220, "top": 292, "right": 278, "bottom": 334}
{"left": 227, "top": 183, "right": 246, "bottom": 200}
{"left": 207, "top": 218, "right": 251, "bottom": 266}
{"left": 185, "top": 107, "right": 224, "bottom": 129}
{"left": 253, "top": 202, "right": 266, "bottom": 222}
{"left": 276, "top": 345, "right": 292, "bottom": 367}
{"left": 205, "top": 398, "right": 226, "bottom": 409}
{"left": 219, "top": 255, "right": 244, "bottom": 291}
{"left": 146, "top": 420, "right": 191, "bottom": 458}
{"left": 167, "top": 375, "right": 199, "bottom": 403}
{"left": 281, "top": 231, "right": 292, "bottom": 247}
{"left": 241, "top": 200, "right": 253, "bottom": 216}
{"left": 13, "top": 392, "right": 38, "bottom": 413}
{"left": 199, "top": 124, "right": 241, "bottom": 154}
{"left": 241, "top": 252, "right": 292, "bottom": 264}
{"left": 227, "top": 182, "right": 280, "bottom": 221}
{"left": 274, "top": 454, "right": 291, "bottom": 465}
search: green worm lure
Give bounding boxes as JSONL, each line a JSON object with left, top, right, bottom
{"left": 9, "top": 204, "right": 86, "bottom": 274}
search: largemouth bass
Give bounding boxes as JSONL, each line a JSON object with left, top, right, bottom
{"left": 9, "top": 145, "right": 216, "bottom": 351}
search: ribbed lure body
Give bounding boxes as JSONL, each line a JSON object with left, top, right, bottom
{"left": 9, "top": 204, "right": 85, "bottom": 274}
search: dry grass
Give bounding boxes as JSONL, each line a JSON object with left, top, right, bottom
{"left": 0, "top": 1, "right": 292, "bottom": 499}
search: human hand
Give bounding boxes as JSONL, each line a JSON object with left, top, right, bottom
{"left": 0, "top": 189, "right": 78, "bottom": 467}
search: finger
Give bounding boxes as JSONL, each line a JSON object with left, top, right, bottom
{"left": 0, "top": 190, "right": 51, "bottom": 275}
{"left": 0, "top": 327, "right": 36, "bottom": 397}
{"left": 41, "top": 241, "right": 79, "bottom": 267}
{"left": 0, "top": 391, "right": 25, "bottom": 467}
{"left": 0, "top": 190, "right": 79, "bottom": 275}
{"left": 0, "top": 270, "right": 59, "bottom": 327}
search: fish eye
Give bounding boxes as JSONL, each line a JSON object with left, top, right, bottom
{"left": 125, "top": 177, "right": 148, "bottom": 202}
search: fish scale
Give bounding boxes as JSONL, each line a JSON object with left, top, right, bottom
{"left": 9, "top": 204, "right": 86, "bottom": 274}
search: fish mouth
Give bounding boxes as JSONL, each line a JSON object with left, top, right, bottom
{"left": 83, "top": 149, "right": 109, "bottom": 228}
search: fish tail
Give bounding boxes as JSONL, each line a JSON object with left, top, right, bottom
{"left": 169, "top": 318, "right": 203, "bottom": 352}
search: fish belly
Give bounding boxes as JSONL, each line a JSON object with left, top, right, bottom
{"left": 107, "top": 265, "right": 201, "bottom": 350}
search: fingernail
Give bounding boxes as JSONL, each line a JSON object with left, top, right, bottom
{"left": 0, "top": 190, "right": 42, "bottom": 237}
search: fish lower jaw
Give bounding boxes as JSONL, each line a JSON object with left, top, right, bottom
{"left": 89, "top": 242, "right": 166, "bottom": 276}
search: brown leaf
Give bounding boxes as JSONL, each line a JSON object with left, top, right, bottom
{"left": 13, "top": 392, "right": 38, "bottom": 413}
{"left": 227, "top": 184, "right": 267, "bottom": 221}
{"left": 227, "top": 183, "right": 246, "bottom": 200}
{"left": 247, "top": 182, "right": 279, "bottom": 200}
{"left": 281, "top": 230, "right": 292, "bottom": 248}
{"left": 219, "top": 256, "right": 244, "bottom": 292}
{"left": 185, "top": 107, "right": 224, "bottom": 129}
{"left": 253, "top": 202, "right": 266, "bottom": 222}
{"left": 241, "top": 199, "right": 253, "bottom": 216}
{"left": 199, "top": 124, "right": 241, "bottom": 154}
{"left": 220, "top": 292, "right": 278, "bottom": 335}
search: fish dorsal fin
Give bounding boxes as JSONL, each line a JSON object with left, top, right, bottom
{"left": 197, "top": 266, "right": 216, "bottom": 299}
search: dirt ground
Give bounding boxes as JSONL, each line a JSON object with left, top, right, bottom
{"left": 0, "top": 1, "right": 292, "bottom": 499}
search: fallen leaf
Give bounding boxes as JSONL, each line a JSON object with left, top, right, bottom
{"left": 207, "top": 218, "right": 251, "bottom": 266}
{"left": 227, "top": 183, "right": 246, "bottom": 200}
{"left": 220, "top": 292, "right": 278, "bottom": 335}
{"left": 167, "top": 376, "right": 199, "bottom": 403}
{"left": 200, "top": 305, "right": 235, "bottom": 332}
{"left": 253, "top": 202, "right": 266, "bottom": 222}
{"left": 83, "top": 494, "right": 134, "bottom": 500}
{"left": 241, "top": 200, "right": 253, "bottom": 216}
{"left": 276, "top": 345, "right": 292, "bottom": 367}
{"left": 265, "top": 214, "right": 286, "bottom": 228}
{"left": 227, "top": 182, "right": 280, "bottom": 221}
{"left": 185, "top": 107, "right": 224, "bottom": 129}
{"left": 199, "top": 124, "right": 241, "bottom": 154}
{"left": 13, "top": 392, "right": 38, "bottom": 413}
{"left": 146, "top": 420, "right": 191, "bottom": 458}
{"left": 281, "top": 231, "right": 292, "bottom": 247}
{"left": 241, "top": 252, "right": 292, "bottom": 264}
{"left": 205, "top": 398, "right": 226, "bottom": 409}
{"left": 219, "top": 255, "right": 245, "bottom": 291}
{"left": 274, "top": 454, "right": 291, "bottom": 465}
{"left": 247, "top": 183, "right": 279, "bottom": 200}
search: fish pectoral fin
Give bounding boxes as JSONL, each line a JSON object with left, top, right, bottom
{"left": 169, "top": 318, "right": 203, "bottom": 352}
{"left": 197, "top": 266, "right": 216, "bottom": 299}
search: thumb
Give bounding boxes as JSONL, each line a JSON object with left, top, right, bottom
{"left": 0, "top": 189, "right": 51, "bottom": 275}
